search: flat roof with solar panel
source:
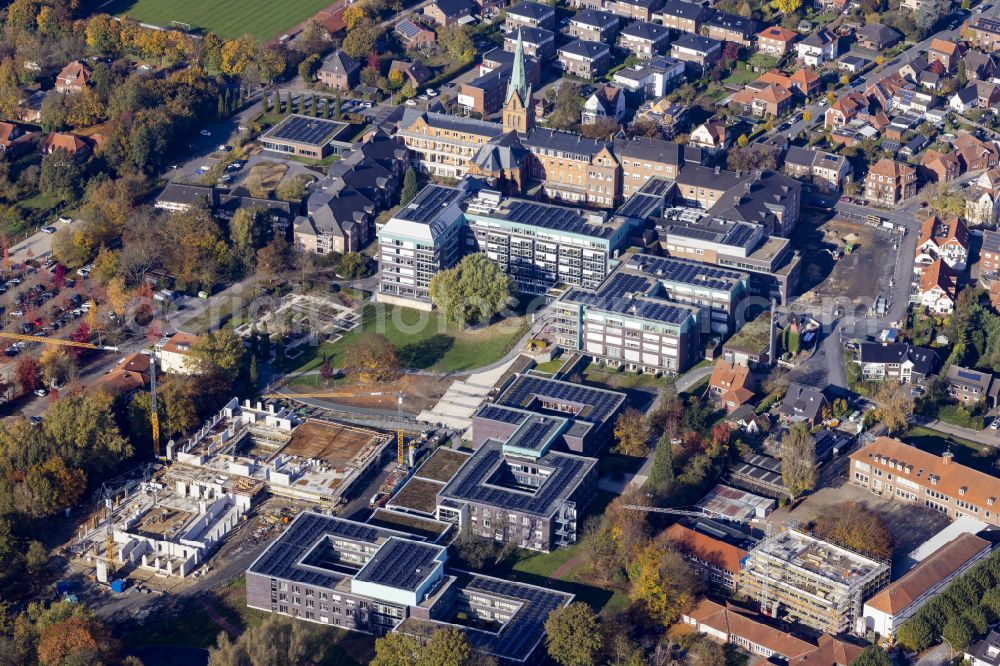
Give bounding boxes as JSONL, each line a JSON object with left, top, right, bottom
{"left": 262, "top": 114, "right": 348, "bottom": 148}
{"left": 563, "top": 288, "right": 699, "bottom": 325}
{"left": 624, "top": 254, "right": 747, "bottom": 292}
{"left": 353, "top": 537, "right": 445, "bottom": 592}
{"left": 496, "top": 374, "right": 626, "bottom": 426}
{"left": 471, "top": 197, "right": 621, "bottom": 239}
{"left": 438, "top": 440, "right": 596, "bottom": 515}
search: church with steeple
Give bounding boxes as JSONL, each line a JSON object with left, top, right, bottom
{"left": 502, "top": 30, "right": 534, "bottom": 135}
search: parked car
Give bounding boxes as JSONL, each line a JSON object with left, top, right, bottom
{"left": 991, "top": 417, "right": 1000, "bottom": 430}
{"left": 200, "top": 129, "right": 212, "bottom": 136}
{"left": 40, "top": 226, "right": 56, "bottom": 234}
{"left": 34, "top": 388, "right": 48, "bottom": 397}
{"left": 58, "top": 216, "right": 72, "bottom": 224}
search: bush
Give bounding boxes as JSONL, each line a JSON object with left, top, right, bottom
{"left": 937, "top": 403, "right": 986, "bottom": 430}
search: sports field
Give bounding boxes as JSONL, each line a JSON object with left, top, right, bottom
{"left": 103, "top": 0, "right": 335, "bottom": 40}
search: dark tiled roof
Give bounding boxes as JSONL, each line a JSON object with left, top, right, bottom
{"left": 613, "top": 136, "right": 683, "bottom": 164}
{"left": 432, "top": 0, "right": 474, "bottom": 16}
{"left": 659, "top": 0, "right": 712, "bottom": 20}
{"left": 505, "top": 26, "right": 553, "bottom": 44}
{"left": 507, "top": 0, "right": 554, "bottom": 19}
{"left": 857, "top": 342, "right": 939, "bottom": 375}
{"left": 705, "top": 11, "right": 756, "bottom": 34}
{"left": 572, "top": 9, "right": 619, "bottom": 27}
{"left": 559, "top": 39, "right": 610, "bottom": 59}
{"left": 672, "top": 33, "right": 722, "bottom": 53}
{"left": 621, "top": 20, "right": 670, "bottom": 41}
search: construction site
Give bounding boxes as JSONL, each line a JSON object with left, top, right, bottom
{"left": 70, "top": 398, "right": 394, "bottom": 583}
{"left": 738, "top": 529, "right": 890, "bottom": 636}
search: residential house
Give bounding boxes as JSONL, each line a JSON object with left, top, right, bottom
{"left": 705, "top": 12, "right": 757, "bottom": 46}
{"left": 891, "top": 87, "right": 937, "bottom": 115}
{"left": 865, "top": 158, "right": 916, "bottom": 206}
{"left": 982, "top": 229, "right": 1000, "bottom": 274}
{"left": 862, "top": 534, "right": 992, "bottom": 639}
{"left": 582, "top": 84, "right": 626, "bottom": 124}
{"left": 157, "top": 332, "right": 201, "bottom": 375}
{"left": 838, "top": 54, "right": 868, "bottom": 74}
{"left": 968, "top": 16, "right": 1000, "bottom": 53}
{"left": 17, "top": 89, "right": 47, "bottom": 123}
{"left": 920, "top": 149, "right": 963, "bottom": 183}
{"left": 709, "top": 359, "right": 755, "bottom": 411}
{"left": 54, "top": 60, "right": 91, "bottom": 94}
{"left": 856, "top": 342, "right": 939, "bottom": 383}
{"left": 899, "top": 133, "right": 930, "bottom": 159}
{"left": 757, "top": 25, "right": 798, "bottom": 55}
{"left": 317, "top": 51, "right": 360, "bottom": 91}
{"left": 900, "top": 56, "right": 929, "bottom": 84}
{"left": 0, "top": 122, "right": 34, "bottom": 158}
{"left": 505, "top": 1, "right": 556, "bottom": 30}
{"left": 756, "top": 68, "right": 821, "bottom": 97}
{"left": 96, "top": 352, "right": 152, "bottom": 397}
{"left": 619, "top": 20, "right": 671, "bottom": 58}
{"left": 394, "top": 18, "right": 436, "bottom": 50}
{"left": 964, "top": 51, "right": 998, "bottom": 82}
{"left": 612, "top": 0, "right": 665, "bottom": 23}
{"left": 783, "top": 146, "right": 852, "bottom": 191}
{"left": 916, "top": 258, "right": 958, "bottom": 315}
{"left": 634, "top": 97, "right": 689, "bottom": 136}
{"left": 953, "top": 85, "right": 983, "bottom": 112}
{"left": 796, "top": 28, "right": 838, "bottom": 67}
{"left": 389, "top": 60, "right": 432, "bottom": 88}
{"left": 424, "top": 0, "right": 474, "bottom": 26}
{"left": 866, "top": 71, "right": 908, "bottom": 111}
{"left": 664, "top": 519, "right": 752, "bottom": 592}
{"left": 928, "top": 37, "right": 962, "bottom": 72}
{"left": 612, "top": 55, "right": 685, "bottom": 98}
{"left": 915, "top": 214, "right": 969, "bottom": 270}
{"left": 777, "top": 382, "right": 828, "bottom": 426}
{"left": 944, "top": 365, "right": 998, "bottom": 407}
{"left": 730, "top": 84, "right": 793, "bottom": 118}
{"left": 558, "top": 40, "right": 611, "bottom": 79}
{"left": 976, "top": 81, "right": 1000, "bottom": 108}
{"left": 671, "top": 34, "right": 723, "bottom": 72}
{"left": 825, "top": 92, "right": 867, "bottom": 129}
{"left": 966, "top": 631, "right": 1000, "bottom": 666}
{"left": 689, "top": 119, "right": 729, "bottom": 151}
{"left": 655, "top": 0, "right": 712, "bottom": 34}
{"left": 955, "top": 132, "right": 1000, "bottom": 171}
{"left": 855, "top": 23, "right": 902, "bottom": 50}
{"left": 968, "top": 183, "right": 1000, "bottom": 228}
{"left": 503, "top": 27, "right": 556, "bottom": 60}
{"left": 39, "top": 132, "right": 90, "bottom": 160}
{"left": 567, "top": 9, "right": 620, "bottom": 43}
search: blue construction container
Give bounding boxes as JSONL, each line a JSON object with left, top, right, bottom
{"left": 110, "top": 579, "right": 126, "bottom": 593}
{"left": 55, "top": 580, "right": 72, "bottom": 595}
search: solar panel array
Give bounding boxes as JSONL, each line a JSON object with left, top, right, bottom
{"left": 476, "top": 404, "right": 528, "bottom": 425}
{"left": 974, "top": 16, "right": 1000, "bottom": 31}
{"left": 628, "top": 255, "right": 744, "bottom": 290}
{"left": 598, "top": 272, "right": 654, "bottom": 298}
{"left": 617, "top": 193, "right": 662, "bottom": 220}
{"left": 354, "top": 538, "right": 442, "bottom": 591}
{"left": 984, "top": 230, "right": 1000, "bottom": 254}
{"left": 957, "top": 369, "right": 985, "bottom": 382}
{"left": 498, "top": 375, "right": 624, "bottom": 425}
{"left": 508, "top": 416, "right": 563, "bottom": 453}
{"left": 268, "top": 115, "right": 342, "bottom": 146}
{"left": 502, "top": 201, "right": 615, "bottom": 239}
{"left": 461, "top": 575, "right": 571, "bottom": 660}
{"left": 442, "top": 444, "right": 588, "bottom": 514}
{"left": 250, "top": 513, "right": 381, "bottom": 584}
{"left": 565, "top": 289, "right": 695, "bottom": 325}
{"left": 395, "top": 19, "right": 424, "bottom": 39}
{"left": 726, "top": 223, "right": 756, "bottom": 248}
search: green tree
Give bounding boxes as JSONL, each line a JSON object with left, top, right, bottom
{"left": 647, "top": 434, "right": 675, "bottom": 497}
{"left": 342, "top": 18, "right": 381, "bottom": 59}
{"left": 371, "top": 632, "right": 422, "bottom": 666}
{"left": 191, "top": 330, "right": 246, "bottom": 382}
{"left": 544, "top": 602, "right": 602, "bottom": 666}
{"left": 851, "top": 646, "right": 891, "bottom": 666}
{"left": 419, "top": 626, "right": 474, "bottom": 666}
{"left": 942, "top": 617, "right": 974, "bottom": 651}
{"left": 298, "top": 53, "right": 320, "bottom": 82}
{"left": 429, "top": 254, "right": 515, "bottom": 326}
{"left": 337, "top": 252, "right": 366, "bottom": 279}
{"left": 896, "top": 616, "right": 935, "bottom": 652}
{"left": 40, "top": 148, "right": 83, "bottom": 202}
{"left": 550, "top": 82, "right": 583, "bottom": 131}
{"left": 25, "top": 540, "right": 48, "bottom": 573}
{"left": 780, "top": 421, "right": 816, "bottom": 499}
{"left": 401, "top": 167, "right": 419, "bottom": 205}
{"left": 737, "top": 134, "right": 749, "bottom": 147}
{"left": 229, "top": 207, "right": 272, "bottom": 275}
{"left": 344, "top": 333, "right": 400, "bottom": 383}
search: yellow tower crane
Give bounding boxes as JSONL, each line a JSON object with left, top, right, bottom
{"left": 263, "top": 387, "right": 408, "bottom": 465}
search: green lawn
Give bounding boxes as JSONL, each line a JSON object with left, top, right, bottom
{"left": 103, "top": 0, "right": 333, "bottom": 39}
{"left": 583, "top": 363, "right": 672, "bottom": 390}
{"left": 288, "top": 304, "right": 528, "bottom": 374}
{"left": 533, "top": 358, "right": 566, "bottom": 374}
{"left": 902, "top": 425, "right": 997, "bottom": 474}
{"left": 722, "top": 67, "right": 758, "bottom": 87}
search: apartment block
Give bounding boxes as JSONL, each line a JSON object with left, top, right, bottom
{"left": 614, "top": 136, "right": 701, "bottom": 198}
{"left": 246, "top": 512, "right": 572, "bottom": 663}
{"left": 865, "top": 158, "right": 917, "bottom": 206}
{"left": 377, "top": 184, "right": 468, "bottom": 309}
{"left": 567, "top": 9, "right": 621, "bottom": 42}
{"left": 464, "top": 189, "right": 629, "bottom": 295}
